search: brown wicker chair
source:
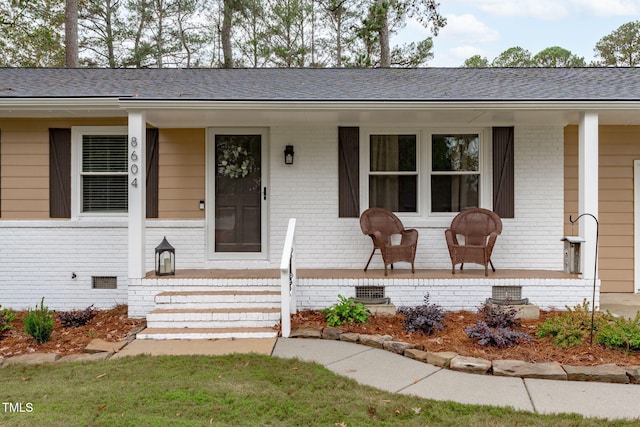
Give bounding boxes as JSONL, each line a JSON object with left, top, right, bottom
{"left": 359, "top": 207, "right": 419, "bottom": 276}
{"left": 445, "top": 208, "right": 502, "bottom": 276}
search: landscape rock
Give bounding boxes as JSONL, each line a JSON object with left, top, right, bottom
{"left": 3, "top": 353, "right": 60, "bottom": 366}
{"left": 366, "top": 304, "right": 396, "bottom": 317}
{"left": 322, "top": 327, "right": 344, "bottom": 340}
{"left": 58, "top": 352, "right": 112, "bottom": 363}
{"left": 84, "top": 338, "right": 128, "bottom": 354}
{"left": 450, "top": 355, "right": 491, "bottom": 374}
{"left": 493, "top": 360, "right": 567, "bottom": 380}
{"left": 125, "top": 326, "right": 146, "bottom": 341}
{"left": 404, "top": 348, "right": 430, "bottom": 363}
{"left": 358, "top": 334, "right": 391, "bottom": 349}
{"left": 563, "top": 364, "right": 630, "bottom": 384}
{"left": 289, "top": 327, "right": 322, "bottom": 339}
{"left": 426, "top": 351, "right": 458, "bottom": 368}
{"left": 626, "top": 366, "right": 640, "bottom": 384}
{"left": 383, "top": 340, "right": 415, "bottom": 354}
{"left": 339, "top": 333, "right": 360, "bottom": 343}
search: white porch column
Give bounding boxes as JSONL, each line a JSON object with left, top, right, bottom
{"left": 578, "top": 112, "right": 599, "bottom": 280}
{"left": 128, "top": 111, "right": 147, "bottom": 279}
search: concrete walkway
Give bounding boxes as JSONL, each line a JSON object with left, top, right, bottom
{"left": 271, "top": 338, "right": 640, "bottom": 421}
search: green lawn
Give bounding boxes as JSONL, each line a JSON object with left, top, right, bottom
{"left": 0, "top": 354, "right": 634, "bottom": 426}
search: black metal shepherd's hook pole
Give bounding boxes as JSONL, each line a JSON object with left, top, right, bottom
{"left": 569, "top": 213, "right": 599, "bottom": 345}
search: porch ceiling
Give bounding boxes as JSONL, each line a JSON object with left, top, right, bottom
{"left": 143, "top": 107, "right": 640, "bottom": 128}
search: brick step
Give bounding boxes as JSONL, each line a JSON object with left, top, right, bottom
{"left": 154, "top": 290, "right": 281, "bottom": 309}
{"left": 147, "top": 308, "right": 280, "bottom": 329}
{"left": 137, "top": 327, "right": 278, "bottom": 340}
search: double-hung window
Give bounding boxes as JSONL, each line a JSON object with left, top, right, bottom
{"left": 364, "top": 129, "right": 486, "bottom": 217}
{"left": 430, "top": 133, "right": 480, "bottom": 213}
{"left": 73, "top": 127, "right": 128, "bottom": 216}
{"left": 368, "top": 134, "right": 418, "bottom": 213}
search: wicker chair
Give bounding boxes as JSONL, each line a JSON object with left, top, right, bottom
{"left": 359, "top": 207, "right": 419, "bottom": 276}
{"left": 445, "top": 208, "right": 502, "bottom": 276}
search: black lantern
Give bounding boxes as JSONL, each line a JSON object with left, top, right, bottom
{"left": 155, "top": 236, "right": 175, "bottom": 276}
{"left": 284, "top": 145, "right": 295, "bottom": 165}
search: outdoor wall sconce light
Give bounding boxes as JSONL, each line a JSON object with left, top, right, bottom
{"left": 284, "top": 145, "right": 295, "bottom": 165}
{"left": 155, "top": 236, "right": 175, "bottom": 276}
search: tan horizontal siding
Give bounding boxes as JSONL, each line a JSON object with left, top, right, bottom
{"left": 158, "top": 129, "right": 205, "bottom": 219}
{"left": 565, "top": 125, "right": 640, "bottom": 293}
{"left": 0, "top": 118, "right": 126, "bottom": 219}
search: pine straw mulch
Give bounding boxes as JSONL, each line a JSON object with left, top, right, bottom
{"left": 292, "top": 309, "right": 640, "bottom": 367}
{"left": 0, "top": 305, "right": 146, "bottom": 358}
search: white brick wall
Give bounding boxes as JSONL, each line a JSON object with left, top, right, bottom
{"left": 295, "top": 277, "right": 599, "bottom": 312}
{"left": 269, "top": 125, "right": 566, "bottom": 272}
{"left": 0, "top": 221, "right": 129, "bottom": 311}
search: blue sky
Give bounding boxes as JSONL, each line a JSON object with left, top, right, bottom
{"left": 395, "top": 0, "right": 640, "bottom": 67}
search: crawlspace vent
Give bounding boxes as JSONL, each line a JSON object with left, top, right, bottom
{"left": 354, "top": 286, "right": 390, "bottom": 304}
{"left": 487, "top": 286, "right": 528, "bottom": 305}
{"left": 92, "top": 276, "right": 117, "bottom": 289}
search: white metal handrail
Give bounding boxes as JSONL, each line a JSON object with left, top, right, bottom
{"left": 280, "top": 218, "right": 297, "bottom": 338}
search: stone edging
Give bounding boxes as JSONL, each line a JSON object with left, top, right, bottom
{"left": 291, "top": 327, "right": 640, "bottom": 385}
{"left": 0, "top": 338, "right": 129, "bottom": 367}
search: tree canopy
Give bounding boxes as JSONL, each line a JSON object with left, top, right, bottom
{"left": 0, "top": 0, "right": 446, "bottom": 68}
{"left": 594, "top": 20, "right": 640, "bottom": 67}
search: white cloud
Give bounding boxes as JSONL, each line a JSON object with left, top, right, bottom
{"left": 451, "top": 45, "right": 489, "bottom": 60}
{"left": 574, "top": 0, "right": 640, "bottom": 17}
{"left": 441, "top": 14, "right": 500, "bottom": 43}
{"left": 453, "top": 0, "right": 570, "bottom": 20}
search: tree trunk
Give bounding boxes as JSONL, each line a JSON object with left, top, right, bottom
{"left": 377, "top": 0, "right": 390, "bottom": 67}
{"left": 221, "top": 0, "right": 234, "bottom": 68}
{"left": 65, "top": 0, "right": 79, "bottom": 67}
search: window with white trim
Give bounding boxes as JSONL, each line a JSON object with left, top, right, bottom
{"left": 72, "top": 127, "right": 128, "bottom": 216}
{"left": 430, "top": 133, "right": 480, "bottom": 212}
{"left": 368, "top": 134, "right": 418, "bottom": 212}
{"left": 364, "top": 129, "right": 487, "bottom": 217}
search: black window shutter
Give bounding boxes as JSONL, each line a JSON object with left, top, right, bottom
{"left": 492, "top": 127, "right": 515, "bottom": 218}
{"left": 49, "top": 128, "right": 71, "bottom": 218}
{"left": 338, "top": 127, "right": 360, "bottom": 218}
{"left": 146, "top": 128, "right": 159, "bottom": 218}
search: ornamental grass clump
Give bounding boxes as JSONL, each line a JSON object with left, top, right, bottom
{"left": 23, "top": 297, "right": 55, "bottom": 344}
{"left": 597, "top": 312, "right": 640, "bottom": 352}
{"left": 465, "top": 302, "right": 531, "bottom": 348}
{"left": 322, "top": 295, "right": 370, "bottom": 327}
{"left": 0, "top": 305, "right": 16, "bottom": 339}
{"left": 397, "top": 294, "right": 445, "bottom": 335}
{"left": 536, "top": 299, "right": 608, "bottom": 348}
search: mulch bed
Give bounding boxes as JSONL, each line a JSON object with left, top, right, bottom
{"left": 292, "top": 309, "right": 640, "bottom": 367}
{"left": 0, "top": 305, "right": 146, "bottom": 358}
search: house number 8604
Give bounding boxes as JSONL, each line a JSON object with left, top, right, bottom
{"left": 130, "top": 137, "right": 139, "bottom": 187}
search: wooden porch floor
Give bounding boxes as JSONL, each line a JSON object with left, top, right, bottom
{"left": 146, "top": 268, "right": 576, "bottom": 280}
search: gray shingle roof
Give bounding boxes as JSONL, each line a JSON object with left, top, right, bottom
{"left": 1, "top": 67, "right": 640, "bottom": 101}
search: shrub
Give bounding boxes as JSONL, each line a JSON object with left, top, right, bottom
{"left": 58, "top": 305, "right": 96, "bottom": 328}
{"left": 597, "top": 312, "right": 640, "bottom": 352}
{"left": 23, "top": 297, "right": 55, "bottom": 344}
{"left": 397, "top": 294, "right": 445, "bottom": 335}
{"left": 0, "top": 305, "right": 16, "bottom": 338}
{"left": 477, "top": 302, "right": 521, "bottom": 329}
{"left": 465, "top": 302, "right": 531, "bottom": 348}
{"left": 536, "top": 299, "right": 608, "bottom": 348}
{"left": 322, "top": 295, "right": 370, "bottom": 327}
{"left": 465, "top": 321, "right": 531, "bottom": 348}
